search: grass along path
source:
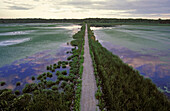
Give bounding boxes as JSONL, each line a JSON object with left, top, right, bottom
{"left": 80, "top": 24, "right": 98, "bottom": 111}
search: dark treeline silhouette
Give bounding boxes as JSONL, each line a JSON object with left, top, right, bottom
{"left": 0, "top": 18, "right": 170, "bottom": 25}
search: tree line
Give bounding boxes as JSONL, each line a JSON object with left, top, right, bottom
{"left": 0, "top": 18, "right": 170, "bottom": 25}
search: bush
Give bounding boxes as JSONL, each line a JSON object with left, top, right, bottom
{"left": 46, "top": 81, "right": 55, "bottom": 88}
{"left": 42, "top": 73, "right": 46, "bottom": 76}
{"left": 46, "top": 66, "right": 50, "bottom": 70}
{"left": 57, "top": 65, "right": 60, "bottom": 68}
{"left": 0, "top": 81, "right": 6, "bottom": 86}
{"left": 15, "top": 90, "right": 20, "bottom": 95}
{"left": 47, "top": 72, "right": 53, "bottom": 78}
{"left": 16, "top": 82, "right": 21, "bottom": 86}
{"left": 56, "top": 71, "right": 61, "bottom": 76}
{"left": 62, "top": 65, "right": 66, "bottom": 68}
{"left": 55, "top": 80, "right": 60, "bottom": 85}
{"left": 22, "top": 83, "right": 38, "bottom": 93}
{"left": 51, "top": 86, "right": 58, "bottom": 90}
{"left": 61, "top": 81, "right": 67, "bottom": 88}
{"left": 37, "top": 75, "right": 43, "bottom": 80}
{"left": 31, "top": 76, "right": 35, "bottom": 80}
{"left": 58, "top": 61, "right": 62, "bottom": 65}
{"left": 51, "top": 69, "right": 55, "bottom": 72}
{"left": 43, "top": 76, "right": 47, "bottom": 80}
{"left": 62, "top": 70, "right": 67, "bottom": 75}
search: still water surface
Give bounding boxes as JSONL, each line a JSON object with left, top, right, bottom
{"left": 0, "top": 23, "right": 81, "bottom": 90}
{"left": 92, "top": 25, "right": 170, "bottom": 97}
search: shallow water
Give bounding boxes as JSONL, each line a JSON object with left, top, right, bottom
{"left": 0, "top": 23, "right": 80, "bottom": 90}
{"left": 92, "top": 25, "right": 170, "bottom": 97}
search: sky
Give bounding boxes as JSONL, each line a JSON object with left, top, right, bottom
{"left": 0, "top": 0, "right": 170, "bottom": 19}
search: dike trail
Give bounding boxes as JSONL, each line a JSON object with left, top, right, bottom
{"left": 80, "top": 25, "right": 99, "bottom": 111}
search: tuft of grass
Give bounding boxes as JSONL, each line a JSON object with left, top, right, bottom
{"left": 52, "top": 86, "right": 58, "bottom": 90}
{"left": 47, "top": 72, "right": 53, "bottom": 78}
{"left": 16, "top": 82, "right": 21, "bottom": 86}
{"left": 31, "top": 76, "right": 35, "bottom": 80}
{"left": 62, "top": 70, "right": 67, "bottom": 75}
{"left": 0, "top": 81, "right": 6, "bottom": 86}
{"left": 15, "top": 90, "right": 20, "bottom": 95}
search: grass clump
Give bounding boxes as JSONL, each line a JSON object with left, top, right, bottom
{"left": 62, "top": 70, "right": 67, "bottom": 75}
{"left": 15, "top": 90, "right": 20, "bottom": 95}
{"left": 0, "top": 81, "right": 6, "bottom": 86}
{"left": 47, "top": 72, "right": 53, "bottom": 78}
{"left": 31, "top": 76, "right": 35, "bottom": 80}
{"left": 16, "top": 82, "right": 21, "bottom": 86}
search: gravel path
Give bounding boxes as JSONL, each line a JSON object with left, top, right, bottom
{"left": 80, "top": 25, "right": 99, "bottom": 111}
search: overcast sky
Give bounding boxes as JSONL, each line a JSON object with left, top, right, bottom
{"left": 0, "top": 0, "right": 170, "bottom": 19}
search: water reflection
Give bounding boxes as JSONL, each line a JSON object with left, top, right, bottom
{"left": 0, "top": 44, "right": 73, "bottom": 91}
{"left": 93, "top": 24, "right": 170, "bottom": 98}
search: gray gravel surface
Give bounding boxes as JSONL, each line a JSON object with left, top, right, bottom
{"left": 80, "top": 25, "right": 99, "bottom": 111}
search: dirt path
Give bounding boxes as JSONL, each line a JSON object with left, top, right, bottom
{"left": 80, "top": 25, "right": 99, "bottom": 111}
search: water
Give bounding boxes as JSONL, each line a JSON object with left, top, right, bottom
{"left": 0, "top": 23, "right": 81, "bottom": 90}
{"left": 92, "top": 25, "right": 170, "bottom": 97}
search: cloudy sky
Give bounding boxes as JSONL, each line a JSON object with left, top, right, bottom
{"left": 0, "top": 0, "right": 170, "bottom": 19}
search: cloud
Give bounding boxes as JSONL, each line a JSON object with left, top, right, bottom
{"left": 8, "top": 6, "right": 32, "bottom": 10}
{"left": 60, "top": 0, "right": 170, "bottom": 15}
{"left": 3, "top": 0, "right": 34, "bottom": 10}
{"left": 1, "top": 0, "right": 170, "bottom": 18}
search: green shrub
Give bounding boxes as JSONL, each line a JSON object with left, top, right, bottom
{"left": 56, "top": 71, "right": 61, "bottom": 76}
{"left": 62, "top": 65, "right": 66, "bottom": 68}
{"left": 46, "top": 80, "right": 55, "bottom": 88}
{"left": 47, "top": 72, "right": 53, "bottom": 78}
{"left": 51, "top": 69, "right": 55, "bottom": 72}
{"left": 37, "top": 75, "right": 43, "bottom": 80}
{"left": 46, "top": 66, "right": 50, "bottom": 70}
{"left": 16, "top": 82, "right": 21, "bottom": 86}
{"left": 51, "top": 86, "right": 58, "bottom": 90}
{"left": 55, "top": 80, "right": 60, "bottom": 85}
{"left": 42, "top": 73, "right": 46, "bottom": 76}
{"left": 57, "top": 65, "right": 60, "bottom": 68}
{"left": 31, "top": 76, "right": 35, "bottom": 80}
{"left": 61, "top": 81, "right": 67, "bottom": 88}
{"left": 0, "top": 81, "right": 6, "bottom": 86}
{"left": 62, "top": 70, "right": 67, "bottom": 75}
{"left": 22, "top": 83, "right": 38, "bottom": 93}
{"left": 15, "top": 90, "right": 20, "bottom": 95}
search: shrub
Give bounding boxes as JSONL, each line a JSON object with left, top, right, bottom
{"left": 51, "top": 69, "right": 55, "bottom": 72}
{"left": 58, "top": 61, "right": 62, "bottom": 65}
{"left": 47, "top": 72, "right": 53, "bottom": 78}
{"left": 62, "top": 65, "right": 66, "bottom": 68}
{"left": 15, "top": 90, "right": 20, "bottom": 95}
{"left": 56, "top": 71, "right": 61, "bottom": 76}
{"left": 0, "top": 81, "right": 6, "bottom": 86}
{"left": 55, "top": 80, "right": 60, "bottom": 85}
{"left": 43, "top": 76, "right": 47, "bottom": 80}
{"left": 16, "top": 82, "right": 21, "bottom": 86}
{"left": 42, "top": 73, "right": 46, "bottom": 76}
{"left": 62, "top": 70, "right": 67, "bottom": 75}
{"left": 46, "top": 66, "right": 50, "bottom": 70}
{"left": 52, "top": 86, "right": 58, "bottom": 90}
{"left": 57, "top": 65, "right": 60, "bottom": 68}
{"left": 37, "top": 75, "right": 43, "bottom": 80}
{"left": 61, "top": 81, "right": 67, "bottom": 88}
{"left": 31, "top": 76, "right": 35, "bottom": 80}
{"left": 46, "top": 81, "right": 55, "bottom": 88}
{"left": 22, "top": 83, "right": 38, "bottom": 93}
